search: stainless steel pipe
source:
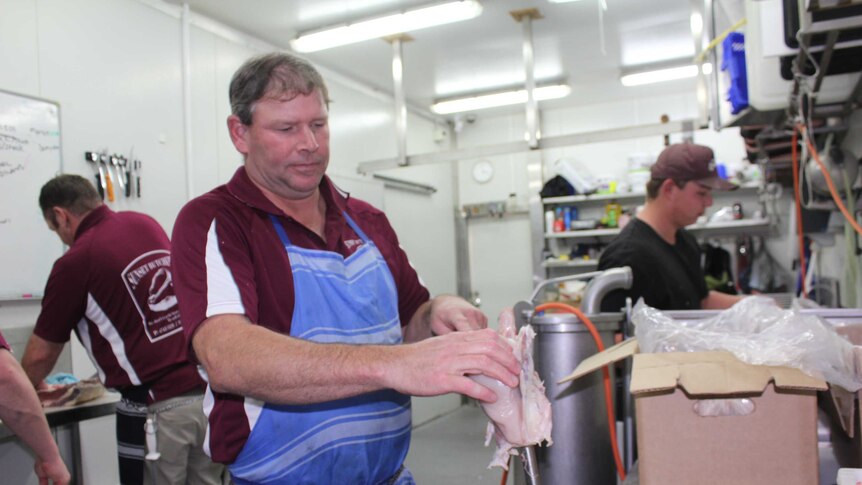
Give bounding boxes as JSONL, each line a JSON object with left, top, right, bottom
{"left": 580, "top": 266, "right": 633, "bottom": 314}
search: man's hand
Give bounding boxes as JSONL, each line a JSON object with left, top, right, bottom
{"left": 428, "top": 295, "right": 487, "bottom": 335}
{"left": 35, "top": 456, "right": 71, "bottom": 485}
{"left": 384, "top": 328, "right": 519, "bottom": 403}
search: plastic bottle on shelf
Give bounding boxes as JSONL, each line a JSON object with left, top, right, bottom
{"left": 545, "top": 210, "right": 555, "bottom": 233}
{"left": 604, "top": 201, "right": 623, "bottom": 228}
{"left": 553, "top": 207, "right": 564, "bottom": 232}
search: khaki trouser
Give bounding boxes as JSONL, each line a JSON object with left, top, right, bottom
{"left": 143, "top": 392, "right": 229, "bottom": 485}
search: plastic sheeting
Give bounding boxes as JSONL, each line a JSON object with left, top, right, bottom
{"left": 633, "top": 296, "right": 862, "bottom": 391}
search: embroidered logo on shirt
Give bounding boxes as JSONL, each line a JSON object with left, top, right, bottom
{"left": 344, "top": 239, "right": 364, "bottom": 250}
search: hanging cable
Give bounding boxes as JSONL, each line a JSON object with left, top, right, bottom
{"left": 534, "top": 302, "right": 627, "bottom": 481}
{"left": 693, "top": 18, "right": 748, "bottom": 64}
{"left": 791, "top": 128, "right": 808, "bottom": 296}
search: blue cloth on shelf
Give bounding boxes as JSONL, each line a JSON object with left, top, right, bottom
{"left": 45, "top": 373, "right": 79, "bottom": 385}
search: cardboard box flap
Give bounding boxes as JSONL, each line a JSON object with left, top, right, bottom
{"left": 829, "top": 325, "right": 862, "bottom": 438}
{"left": 830, "top": 344, "right": 862, "bottom": 437}
{"left": 830, "top": 384, "right": 858, "bottom": 438}
{"left": 630, "top": 351, "right": 827, "bottom": 395}
{"left": 558, "top": 338, "right": 638, "bottom": 384}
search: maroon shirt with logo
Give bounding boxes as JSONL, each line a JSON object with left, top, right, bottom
{"left": 34, "top": 206, "right": 203, "bottom": 403}
{"left": 171, "top": 167, "right": 430, "bottom": 463}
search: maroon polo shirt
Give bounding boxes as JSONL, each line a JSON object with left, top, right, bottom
{"left": 170, "top": 166, "right": 430, "bottom": 464}
{"left": 34, "top": 206, "right": 204, "bottom": 403}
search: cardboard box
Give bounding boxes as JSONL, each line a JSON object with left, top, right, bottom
{"left": 823, "top": 325, "right": 862, "bottom": 468}
{"left": 562, "top": 339, "right": 827, "bottom": 485}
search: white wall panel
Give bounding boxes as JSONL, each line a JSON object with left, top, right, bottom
{"left": 0, "top": 0, "right": 40, "bottom": 94}
{"left": 36, "top": 0, "right": 187, "bottom": 233}
{"left": 211, "top": 37, "right": 258, "bottom": 185}
{"left": 188, "top": 25, "right": 221, "bottom": 197}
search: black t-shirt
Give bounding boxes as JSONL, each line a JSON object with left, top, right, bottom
{"left": 597, "top": 218, "right": 708, "bottom": 312}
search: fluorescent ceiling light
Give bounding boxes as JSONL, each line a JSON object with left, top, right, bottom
{"left": 620, "top": 64, "right": 699, "bottom": 87}
{"left": 431, "top": 84, "right": 572, "bottom": 114}
{"left": 290, "top": 0, "right": 483, "bottom": 53}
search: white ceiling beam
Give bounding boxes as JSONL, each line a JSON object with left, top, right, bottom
{"left": 357, "top": 119, "right": 700, "bottom": 173}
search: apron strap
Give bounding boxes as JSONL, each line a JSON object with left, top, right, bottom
{"left": 268, "top": 214, "right": 292, "bottom": 246}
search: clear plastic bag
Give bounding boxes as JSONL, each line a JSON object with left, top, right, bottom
{"left": 632, "top": 296, "right": 862, "bottom": 391}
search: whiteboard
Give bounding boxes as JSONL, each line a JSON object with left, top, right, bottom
{"left": 0, "top": 89, "right": 63, "bottom": 300}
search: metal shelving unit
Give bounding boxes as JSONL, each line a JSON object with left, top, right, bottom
{"left": 544, "top": 217, "right": 772, "bottom": 242}
{"left": 541, "top": 258, "right": 599, "bottom": 270}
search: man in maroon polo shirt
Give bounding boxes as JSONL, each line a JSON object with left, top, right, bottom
{"left": 170, "top": 52, "right": 521, "bottom": 484}
{"left": 0, "top": 330, "right": 70, "bottom": 484}
{"left": 21, "top": 175, "right": 225, "bottom": 485}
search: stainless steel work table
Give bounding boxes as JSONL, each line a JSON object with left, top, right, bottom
{"left": 0, "top": 392, "right": 120, "bottom": 484}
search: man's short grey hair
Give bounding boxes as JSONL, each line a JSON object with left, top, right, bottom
{"left": 229, "top": 52, "right": 330, "bottom": 125}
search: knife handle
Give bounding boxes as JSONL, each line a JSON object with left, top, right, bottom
{"left": 104, "top": 168, "right": 114, "bottom": 202}
{"left": 95, "top": 174, "right": 104, "bottom": 200}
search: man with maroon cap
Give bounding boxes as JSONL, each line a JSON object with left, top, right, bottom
{"left": 598, "top": 143, "right": 744, "bottom": 311}
{"left": 21, "top": 174, "right": 225, "bottom": 485}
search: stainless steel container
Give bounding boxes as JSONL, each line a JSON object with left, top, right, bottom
{"left": 516, "top": 312, "right": 622, "bottom": 485}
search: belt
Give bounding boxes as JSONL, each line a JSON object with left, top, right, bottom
{"left": 148, "top": 391, "right": 204, "bottom": 414}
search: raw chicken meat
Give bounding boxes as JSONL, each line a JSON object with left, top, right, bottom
{"left": 470, "top": 308, "right": 553, "bottom": 469}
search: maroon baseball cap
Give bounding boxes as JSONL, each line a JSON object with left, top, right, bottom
{"left": 650, "top": 143, "right": 737, "bottom": 190}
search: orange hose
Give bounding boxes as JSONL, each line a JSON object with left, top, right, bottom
{"left": 791, "top": 128, "right": 807, "bottom": 296}
{"left": 799, "top": 124, "right": 862, "bottom": 237}
{"left": 499, "top": 458, "right": 509, "bottom": 485}
{"left": 535, "top": 302, "right": 627, "bottom": 482}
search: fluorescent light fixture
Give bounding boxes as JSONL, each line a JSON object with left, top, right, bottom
{"left": 620, "top": 64, "right": 699, "bottom": 87}
{"left": 290, "top": 0, "right": 483, "bottom": 53}
{"left": 431, "top": 84, "right": 572, "bottom": 114}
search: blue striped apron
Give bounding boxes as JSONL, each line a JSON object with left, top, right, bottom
{"left": 227, "top": 213, "right": 414, "bottom": 485}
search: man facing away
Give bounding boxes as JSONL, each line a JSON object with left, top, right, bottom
{"left": 170, "top": 52, "right": 520, "bottom": 484}
{"left": 599, "top": 143, "right": 744, "bottom": 311}
{"left": 22, "top": 174, "right": 226, "bottom": 485}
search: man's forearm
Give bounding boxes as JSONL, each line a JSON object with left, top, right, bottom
{"left": 0, "top": 352, "right": 64, "bottom": 464}
{"left": 194, "top": 313, "right": 521, "bottom": 405}
{"left": 401, "top": 301, "right": 432, "bottom": 343}
{"left": 702, "top": 290, "right": 744, "bottom": 310}
{"left": 21, "top": 335, "right": 64, "bottom": 388}
{"left": 194, "top": 315, "right": 396, "bottom": 404}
